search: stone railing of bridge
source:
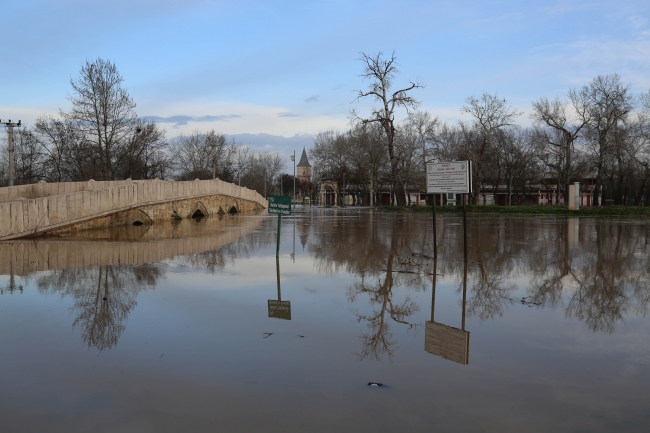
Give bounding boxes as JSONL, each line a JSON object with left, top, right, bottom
{"left": 0, "top": 179, "right": 144, "bottom": 203}
{"left": 0, "top": 178, "right": 268, "bottom": 240}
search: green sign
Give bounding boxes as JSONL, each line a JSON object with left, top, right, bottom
{"left": 268, "top": 195, "right": 292, "bottom": 215}
{"left": 268, "top": 300, "right": 291, "bottom": 320}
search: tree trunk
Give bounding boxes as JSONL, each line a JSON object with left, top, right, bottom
{"left": 395, "top": 184, "right": 406, "bottom": 206}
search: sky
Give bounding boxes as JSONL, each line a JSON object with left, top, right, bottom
{"left": 1, "top": 0, "right": 649, "bottom": 158}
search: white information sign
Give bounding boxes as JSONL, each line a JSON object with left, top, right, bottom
{"left": 425, "top": 321, "right": 470, "bottom": 364}
{"left": 426, "top": 161, "right": 472, "bottom": 194}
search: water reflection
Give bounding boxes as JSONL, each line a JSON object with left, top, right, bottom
{"left": 0, "top": 215, "right": 266, "bottom": 350}
{"left": 2, "top": 211, "right": 649, "bottom": 354}
{"left": 563, "top": 223, "right": 650, "bottom": 333}
{"left": 37, "top": 264, "right": 162, "bottom": 350}
{"left": 425, "top": 259, "right": 471, "bottom": 364}
{"left": 268, "top": 257, "right": 291, "bottom": 320}
{"left": 306, "top": 214, "right": 650, "bottom": 337}
{"left": 347, "top": 231, "right": 422, "bottom": 361}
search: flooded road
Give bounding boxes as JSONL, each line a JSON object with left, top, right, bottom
{"left": 1, "top": 207, "right": 649, "bottom": 432}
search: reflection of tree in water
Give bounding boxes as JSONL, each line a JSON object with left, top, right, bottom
{"left": 35, "top": 264, "right": 163, "bottom": 350}
{"left": 347, "top": 234, "right": 421, "bottom": 361}
{"left": 465, "top": 262, "right": 516, "bottom": 321}
{"left": 526, "top": 226, "right": 574, "bottom": 310}
{"left": 441, "top": 219, "right": 521, "bottom": 321}
{"left": 565, "top": 223, "right": 649, "bottom": 333}
{"left": 177, "top": 227, "right": 276, "bottom": 273}
{"left": 308, "top": 214, "right": 427, "bottom": 360}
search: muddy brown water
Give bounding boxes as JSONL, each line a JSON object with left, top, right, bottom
{"left": 1, "top": 207, "right": 649, "bottom": 432}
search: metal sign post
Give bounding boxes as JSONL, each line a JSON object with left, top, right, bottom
{"left": 267, "top": 196, "right": 292, "bottom": 319}
{"left": 426, "top": 161, "right": 472, "bottom": 262}
{"left": 268, "top": 195, "right": 292, "bottom": 257}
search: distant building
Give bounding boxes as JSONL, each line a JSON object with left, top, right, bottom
{"left": 297, "top": 148, "right": 312, "bottom": 182}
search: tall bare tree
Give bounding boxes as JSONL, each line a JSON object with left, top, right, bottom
{"left": 31, "top": 59, "right": 167, "bottom": 182}
{"left": 462, "top": 93, "right": 521, "bottom": 204}
{"left": 572, "top": 74, "right": 633, "bottom": 206}
{"left": 170, "top": 130, "right": 236, "bottom": 181}
{"left": 68, "top": 59, "right": 141, "bottom": 180}
{"left": 351, "top": 51, "right": 423, "bottom": 206}
{"left": 531, "top": 95, "right": 590, "bottom": 204}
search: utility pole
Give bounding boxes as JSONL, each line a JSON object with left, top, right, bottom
{"left": 290, "top": 151, "right": 295, "bottom": 202}
{"left": 1, "top": 119, "right": 22, "bottom": 187}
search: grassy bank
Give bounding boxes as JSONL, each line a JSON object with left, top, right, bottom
{"left": 380, "top": 204, "right": 650, "bottom": 216}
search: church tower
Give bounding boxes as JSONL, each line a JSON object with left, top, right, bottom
{"left": 296, "top": 147, "right": 312, "bottom": 182}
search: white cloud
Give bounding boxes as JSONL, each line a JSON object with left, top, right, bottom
{"left": 142, "top": 101, "right": 348, "bottom": 138}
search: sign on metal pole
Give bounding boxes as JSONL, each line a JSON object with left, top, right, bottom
{"left": 426, "top": 161, "right": 472, "bottom": 194}
{"left": 268, "top": 195, "right": 291, "bottom": 257}
{"left": 268, "top": 195, "right": 292, "bottom": 215}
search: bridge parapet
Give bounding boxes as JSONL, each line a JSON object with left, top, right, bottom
{"left": 0, "top": 178, "right": 146, "bottom": 203}
{"left": 0, "top": 179, "right": 268, "bottom": 240}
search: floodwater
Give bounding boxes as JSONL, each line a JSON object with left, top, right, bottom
{"left": 1, "top": 208, "right": 649, "bottom": 432}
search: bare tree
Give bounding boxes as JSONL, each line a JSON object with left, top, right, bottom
{"left": 405, "top": 111, "right": 438, "bottom": 204}
{"left": 233, "top": 144, "right": 252, "bottom": 186}
{"left": 351, "top": 51, "right": 424, "bottom": 206}
{"left": 30, "top": 59, "right": 167, "bottom": 182}
{"left": 240, "top": 152, "right": 285, "bottom": 197}
{"left": 170, "top": 130, "right": 236, "bottom": 181}
{"left": 0, "top": 128, "right": 46, "bottom": 185}
{"left": 67, "top": 59, "right": 141, "bottom": 180}
{"left": 572, "top": 74, "right": 633, "bottom": 206}
{"left": 462, "top": 93, "right": 521, "bottom": 204}
{"left": 531, "top": 96, "right": 590, "bottom": 204}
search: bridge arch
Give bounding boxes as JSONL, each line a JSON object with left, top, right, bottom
{"left": 189, "top": 201, "right": 209, "bottom": 219}
{"left": 124, "top": 209, "right": 153, "bottom": 227}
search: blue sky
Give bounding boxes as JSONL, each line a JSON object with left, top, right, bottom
{"left": 1, "top": 0, "right": 649, "bottom": 155}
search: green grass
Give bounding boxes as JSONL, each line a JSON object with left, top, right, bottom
{"left": 380, "top": 204, "right": 650, "bottom": 216}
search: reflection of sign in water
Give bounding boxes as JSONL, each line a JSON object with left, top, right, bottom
{"left": 268, "top": 300, "right": 291, "bottom": 320}
{"left": 426, "top": 161, "right": 472, "bottom": 193}
{"left": 425, "top": 321, "right": 470, "bottom": 364}
{"left": 268, "top": 195, "right": 292, "bottom": 215}
{"left": 268, "top": 256, "right": 291, "bottom": 320}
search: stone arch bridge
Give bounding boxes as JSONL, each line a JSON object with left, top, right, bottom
{"left": 0, "top": 178, "right": 268, "bottom": 240}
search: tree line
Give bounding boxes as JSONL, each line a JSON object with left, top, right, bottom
{"left": 0, "top": 58, "right": 285, "bottom": 197}
{"left": 312, "top": 52, "right": 650, "bottom": 206}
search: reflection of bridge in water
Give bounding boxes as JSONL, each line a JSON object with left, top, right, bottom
{"left": 0, "top": 215, "right": 266, "bottom": 276}
{"left": 0, "top": 215, "right": 269, "bottom": 351}
{"left": 0, "top": 178, "right": 267, "bottom": 240}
